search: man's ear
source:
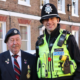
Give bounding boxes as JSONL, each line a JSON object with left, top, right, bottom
{"left": 6, "top": 42, "right": 8, "bottom": 47}
{"left": 57, "top": 18, "right": 59, "bottom": 23}
{"left": 42, "top": 21, "right": 45, "bottom": 26}
{"left": 42, "top": 20, "right": 44, "bottom": 24}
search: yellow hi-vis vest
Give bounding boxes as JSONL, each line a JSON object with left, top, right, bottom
{"left": 37, "top": 30, "right": 77, "bottom": 78}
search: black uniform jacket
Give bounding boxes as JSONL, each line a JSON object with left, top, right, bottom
{"left": 0, "top": 50, "right": 37, "bottom": 80}
{"left": 36, "top": 24, "right": 80, "bottom": 80}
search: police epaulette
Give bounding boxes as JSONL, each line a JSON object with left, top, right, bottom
{"left": 58, "top": 30, "right": 67, "bottom": 47}
{"left": 38, "top": 34, "right": 44, "bottom": 39}
{"left": 37, "top": 34, "right": 44, "bottom": 46}
{"left": 63, "top": 30, "right": 70, "bottom": 34}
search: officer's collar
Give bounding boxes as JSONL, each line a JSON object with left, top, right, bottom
{"left": 45, "top": 24, "right": 60, "bottom": 38}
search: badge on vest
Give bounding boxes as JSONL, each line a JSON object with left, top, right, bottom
{"left": 53, "top": 48, "right": 64, "bottom": 56}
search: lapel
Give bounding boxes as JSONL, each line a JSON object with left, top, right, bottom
{"left": 3, "top": 50, "right": 16, "bottom": 80}
{"left": 20, "top": 50, "right": 28, "bottom": 80}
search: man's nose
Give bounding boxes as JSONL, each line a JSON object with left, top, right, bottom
{"left": 13, "top": 40, "right": 17, "bottom": 44}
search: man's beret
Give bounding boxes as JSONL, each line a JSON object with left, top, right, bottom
{"left": 4, "top": 28, "right": 20, "bottom": 43}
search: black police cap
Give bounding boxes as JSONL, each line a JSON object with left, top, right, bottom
{"left": 4, "top": 28, "right": 20, "bottom": 43}
{"left": 40, "top": 3, "right": 61, "bottom": 23}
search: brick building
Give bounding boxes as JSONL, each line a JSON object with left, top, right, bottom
{"left": 0, "top": 0, "right": 80, "bottom": 54}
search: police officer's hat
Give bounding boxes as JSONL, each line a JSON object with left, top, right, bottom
{"left": 4, "top": 28, "right": 20, "bottom": 43}
{"left": 40, "top": 3, "right": 61, "bottom": 23}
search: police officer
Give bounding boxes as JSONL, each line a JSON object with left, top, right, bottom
{"left": 36, "top": 3, "right": 80, "bottom": 80}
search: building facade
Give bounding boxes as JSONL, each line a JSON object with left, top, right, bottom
{"left": 0, "top": 0, "right": 80, "bottom": 54}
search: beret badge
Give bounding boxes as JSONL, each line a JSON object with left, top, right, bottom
{"left": 14, "top": 30, "right": 17, "bottom": 34}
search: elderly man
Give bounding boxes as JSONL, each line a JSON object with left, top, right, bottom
{"left": 0, "top": 28, "right": 37, "bottom": 80}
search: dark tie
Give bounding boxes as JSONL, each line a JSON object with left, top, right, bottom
{"left": 13, "top": 55, "right": 21, "bottom": 80}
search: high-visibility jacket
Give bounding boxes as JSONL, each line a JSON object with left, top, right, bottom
{"left": 37, "top": 30, "right": 77, "bottom": 78}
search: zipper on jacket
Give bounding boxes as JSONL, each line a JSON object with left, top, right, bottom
{"left": 48, "top": 35, "right": 51, "bottom": 72}
{"left": 48, "top": 35, "right": 51, "bottom": 47}
{"left": 48, "top": 35, "right": 52, "bottom": 78}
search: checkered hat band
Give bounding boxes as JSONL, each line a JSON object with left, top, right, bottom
{"left": 41, "top": 14, "right": 59, "bottom": 18}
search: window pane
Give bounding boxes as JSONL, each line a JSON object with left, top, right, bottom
{"left": 40, "top": 0, "right": 46, "bottom": 6}
{"left": 20, "top": 0, "right": 26, "bottom": 1}
{"left": 20, "top": 26, "right": 27, "bottom": 40}
{"left": 72, "top": 31, "right": 78, "bottom": 44}
{"left": 0, "top": 40, "right": 2, "bottom": 53}
{"left": 0, "top": 23, "right": 3, "bottom": 39}
{"left": 58, "top": 0, "right": 62, "bottom": 11}
{"left": 43, "top": 0, "right": 46, "bottom": 5}
{"left": 21, "top": 41, "right": 27, "bottom": 50}
{"left": 20, "top": 26, "right": 28, "bottom": 50}
{"left": 73, "top": 2, "right": 76, "bottom": 14}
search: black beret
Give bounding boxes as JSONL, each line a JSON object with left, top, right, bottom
{"left": 4, "top": 28, "right": 20, "bottom": 43}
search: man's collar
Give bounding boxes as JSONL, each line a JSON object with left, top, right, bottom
{"left": 9, "top": 50, "right": 21, "bottom": 57}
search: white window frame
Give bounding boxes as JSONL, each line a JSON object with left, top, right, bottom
{"left": 0, "top": 0, "right": 6, "bottom": 1}
{"left": 19, "top": 24, "right": 31, "bottom": 52}
{"left": 72, "top": 30, "right": 79, "bottom": 45}
{"left": 57, "top": 0, "right": 66, "bottom": 14}
{"left": 39, "top": 26, "right": 45, "bottom": 35}
{"left": 72, "top": 0, "right": 79, "bottom": 17}
{"left": 60, "top": 28, "right": 65, "bottom": 30}
{"left": 0, "top": 22, "right": 7, "bottom": 52}
{"left": 40, "top": 0, "right": 49, "bottom": 9}
{"left": 18, "top": 0, "right": 31, "bottom": 7}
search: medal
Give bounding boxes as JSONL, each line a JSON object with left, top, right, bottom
{"left": 24, "top": 59, "right": 27, "bottom": 64}
{"left": 26, "top": 73, "right": 30, "bottom": 79}
{"left": 26, "top": 65, "right": 31, "bottom": 79}
{"left": 5, "top": 58, "right": 10, "bottom": 64}
{"left": 28, "top": 65, "right": 30, "bottom": 69}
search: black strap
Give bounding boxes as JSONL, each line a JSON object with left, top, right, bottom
{"left": 57, "top": 31, "right": 68, "bottom": 47}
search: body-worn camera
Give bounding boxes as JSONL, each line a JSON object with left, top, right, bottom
{"left": 58, "top": 33, "right": 66, "bottom": 47}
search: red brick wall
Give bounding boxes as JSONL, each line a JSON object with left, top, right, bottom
{"left": 0, "top": 16, "right": 7, "bottom": 21}
{"left": 71, "top": 26, "right": 79, "bottom": 31}
{"left": 0, "top": 0, "right": 80, "bottom": 23}
{"left": 60, "top": 24, "right": 67, "bottom": 29}
{"left": 0, "top": 0, "right": 80, "bottom": 49}
{"left": 18, "top": 18, "right": 31, "bottom": 24}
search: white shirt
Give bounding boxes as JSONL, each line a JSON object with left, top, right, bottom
{"left": 10, "top": 50, "right": 22, "bottom": 70}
